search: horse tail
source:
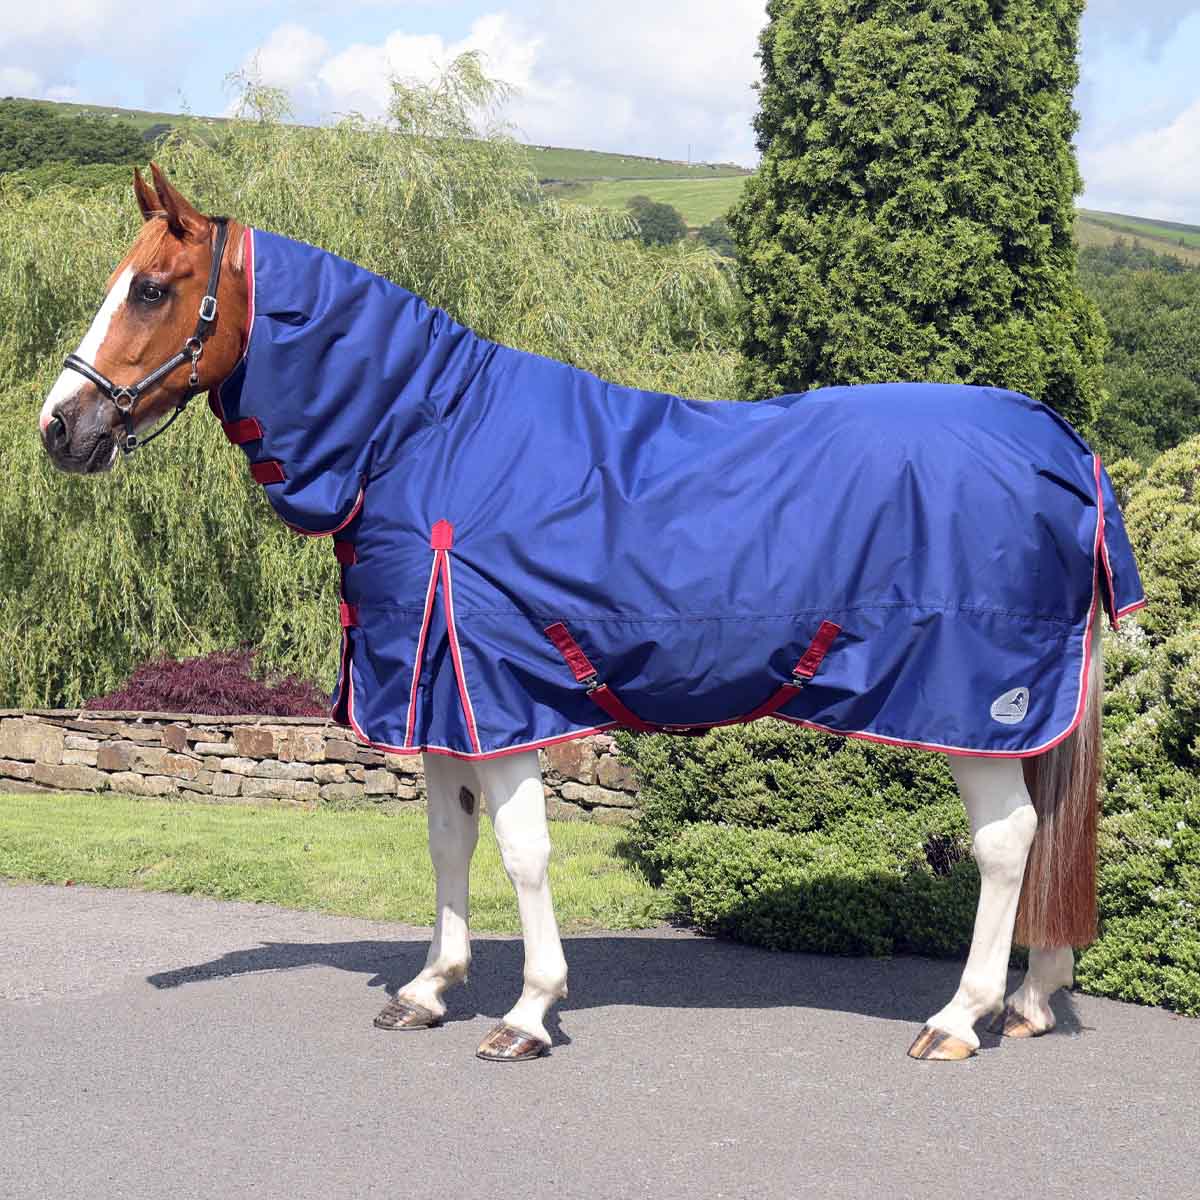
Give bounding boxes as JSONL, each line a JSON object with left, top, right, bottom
{"left": 1014, "top": 616, "right": 1103, "bottom": 948}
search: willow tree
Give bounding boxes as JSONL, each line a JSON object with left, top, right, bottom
{"left": 730, "top": 0, "right": 1105, "bottom": 427}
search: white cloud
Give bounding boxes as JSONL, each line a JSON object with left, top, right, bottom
{"left": 1080, "top": 98, "right": 1200, "bottom": 221}
{"left": 241, "top": 12, "right": 539, "bottom": 123}
{"left": 498, "top": 1, "right": 764, "bottom": 164}
{"left": 253, "top": 24, "right": 330, "bottom": 94}
{"left": 241, "top": 4, "right": 764, "bottom": 166}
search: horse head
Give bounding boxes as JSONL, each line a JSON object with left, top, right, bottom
{"left": 39, "top": 164, "right": 248, "bottom": 473}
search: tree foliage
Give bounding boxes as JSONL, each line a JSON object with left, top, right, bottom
{"left": 1078, "top": 245, "right": 1200, "bottom": 464}
{"left": 730, "top": 0, "right": 1105, "bottom": 429}
{"left": 626, "top": 194, "right": 689, "bottom": 246}
{"left": 0, "top": 58, "right": 738, "bottom": 708}
{"left": 697, "top": 216, "right": 736, "bottom": 259}
{"left": 0, "top": 100, "right": 145, "bottom": 174}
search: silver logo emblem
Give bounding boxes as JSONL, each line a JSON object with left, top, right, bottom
{"left": 991, "top": 687, "right": 1030, "bottom": 725}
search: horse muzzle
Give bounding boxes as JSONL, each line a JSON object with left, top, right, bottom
{"left": 40, "top": 394, "right": 119, "bottom": 475}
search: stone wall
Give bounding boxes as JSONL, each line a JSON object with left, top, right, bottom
{"left": 0, "top": 711, "right": 640, "bottom": 822}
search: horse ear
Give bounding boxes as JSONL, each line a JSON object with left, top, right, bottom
{"left": 149, "top": 162, "right": 207, "bottom": 240}
{"left": 133, "top": 167, "right": 160, "bottom": 221}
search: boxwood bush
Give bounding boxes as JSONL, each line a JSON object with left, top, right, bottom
{"left": 622, "top": 435, "right": 1200, "bottom": 1015}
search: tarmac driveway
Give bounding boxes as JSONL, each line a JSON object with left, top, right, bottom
{"left": 2, "top": 882, "right": 1196, "bottom": 1200}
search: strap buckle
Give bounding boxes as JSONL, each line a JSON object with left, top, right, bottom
{"left": 111, "top": 385, "right": 138, "bottom": 413}
{"left": 198, "top": 294, "right": 218, "bottom": 323}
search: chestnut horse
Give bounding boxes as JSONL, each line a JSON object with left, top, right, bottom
{"left": 41, "top": 166, "right": 1112, "bottom": 1061}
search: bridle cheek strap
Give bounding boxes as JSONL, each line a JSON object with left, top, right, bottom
{"left": 62, "top": 216, "right": 230, "bottom": 455}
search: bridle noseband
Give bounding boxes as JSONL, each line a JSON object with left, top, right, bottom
{"left": 62, "top": 216, "right": 230, "bottom": 455}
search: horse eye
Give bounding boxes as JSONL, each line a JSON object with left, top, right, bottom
{"left": 136, "top": 281, "right": 165, "bottom": 304}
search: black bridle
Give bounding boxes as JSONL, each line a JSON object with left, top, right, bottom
{"left": 62, "top": 216, "right": 230, "bottom": 455}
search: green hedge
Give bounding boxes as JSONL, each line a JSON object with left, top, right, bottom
{"left": 623, "top": 436, "right": 1200, "bottom": 1016}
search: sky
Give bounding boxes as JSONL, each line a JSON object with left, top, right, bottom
{"left": 3, "top": 2, "right": 1200, "bottom": 222}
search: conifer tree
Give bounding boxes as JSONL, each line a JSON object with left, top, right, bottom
{"left": 730, "top": 0, "right": 1105, "bottom": 428}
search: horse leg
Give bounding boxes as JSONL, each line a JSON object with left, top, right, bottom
{"left": 374, "top": 751, "right": 480, "bottom": 1031}
{"left": 991, "top": 945, "right": 1075, "bottom": 1037}
{"left": 908, "top": 756, "right": 1037, "bottom": 1060}
{"left": 473, "top": 749, "right": 567, "bottom": 1061}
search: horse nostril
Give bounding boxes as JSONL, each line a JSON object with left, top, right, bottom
{"left": 45, "top": 413, "right": 68, "bottom": 453}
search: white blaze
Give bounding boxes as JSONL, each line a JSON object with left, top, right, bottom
{"left": 39, "top": 268, "right": 133, "bottom": 432}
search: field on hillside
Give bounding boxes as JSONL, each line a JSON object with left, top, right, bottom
{"left": 526, "top": 144, "right": 747, "bottom": 181}
{"left": 1076, "top": 212, "right": 1200, "bottom": 265}
{"left": 565, "top": 176, "right": 749, "bottom": 228}
{"left": 14, "top": 97, "right": 748, "bottom": 183}
{"left": 1081, "top": 209, "right": 1200, "bottom": 250}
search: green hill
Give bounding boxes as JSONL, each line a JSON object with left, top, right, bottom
{"left": 7, "top": 96, "right": 750, "bottom": 183}
{"left": 9, "top": 97, "right": 1196, "bottom": 246}
{"left": 1077, "top": 210, "right": 1200, "bottom": 264}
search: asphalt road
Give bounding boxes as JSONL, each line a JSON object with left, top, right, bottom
{"left": 2, "top": 881, "right": 1197, "bottom": 1200}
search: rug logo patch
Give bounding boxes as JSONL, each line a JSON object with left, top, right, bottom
{"left": 990, "top": 687, "right": 1030, "bottom": 725}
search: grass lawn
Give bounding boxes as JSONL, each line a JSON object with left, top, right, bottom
{"left": 565, "top": 176, "right": 749, "bottom": 228}
{"left": 0, "top": 793, "right": 668, "bottom": 933}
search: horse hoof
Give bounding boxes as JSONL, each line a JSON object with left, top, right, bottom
{"left": 475, "top": 1023, "right": 550, "bottom": 1062}
{"left": 907, "top": 1025, "right": 976, "bottom": 1061}
{"left": 989, "top": 1004, "right": 1047, "bottom": 1039}
{"left": 373, "top": 998, "right": 441, "bottom": 1031}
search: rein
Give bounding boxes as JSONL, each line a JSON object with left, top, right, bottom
{"left": 62, "top": 216, "right": 231, "bottom": 455}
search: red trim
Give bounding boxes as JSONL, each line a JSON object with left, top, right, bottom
{"left": 331, "top": 628, "right": 352, "bottom": 726}
{"left": 210, "top": 226, "right": 256, "bottom": 425}
{"left": 339, "top": 602, "right": 359, "bottom": 628}
{"left": 279, "top": 485, "right": 365, "bottom": 539}
{"left": 346, "top": 714, "right": 621, "bottom": 763}
{"left": 222, "top": 416, "right": 264, "bottom": 445}
{"left": 780, "top": 711, "right": 1082, "bottom": 760}
{"left": 440, "top": 552, "right": 483, "bottom": 754}
{"left": 1094, "top": 455, "right": 1120, "bottom": 627}
{"left": 431, "top": 520, "right": 454, "bottom": 550}
{"left": 334, "top": 541, "right": 357, "bottom": 566}
{"left": 544, "top": 623, "right": 598, "bottom": 683}
{"left": 250, "top": 460, "right": 286, "bottom": 485}
{"left": 403, "top": 555, "right": 442, "bottom": 748}
{"left": 1092, "top": 456, "right": 1147, "bottom": 630}
{"left": 242, "top": 225, "right": 255, "bottom": 356}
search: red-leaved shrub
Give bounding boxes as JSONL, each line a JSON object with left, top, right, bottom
{"left": 84, "top": 648, "right": 329, "bottom": 717}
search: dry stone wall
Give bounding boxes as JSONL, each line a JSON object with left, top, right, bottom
{"left": 0, "top": 711, "right": 640, "bottom": 822}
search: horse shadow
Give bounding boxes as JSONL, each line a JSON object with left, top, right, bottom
{"left": 145, "top": 924, "right": 1084, "bottom": 1048}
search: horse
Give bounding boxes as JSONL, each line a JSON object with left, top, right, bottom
{"left": 40, "top": 165, "right": 1144, "bottom": 1063}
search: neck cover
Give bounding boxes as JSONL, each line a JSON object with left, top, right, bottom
{"left": 213, "top": 227, "right": 1144, "bottom": 760}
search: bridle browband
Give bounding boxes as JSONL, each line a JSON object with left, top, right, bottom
{"left": 62, "top": 216, "right": 231, "bottom": 455}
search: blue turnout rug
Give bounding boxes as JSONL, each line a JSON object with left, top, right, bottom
{"left": 211, "top": 228, "right": 1145, "bottom": 760}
